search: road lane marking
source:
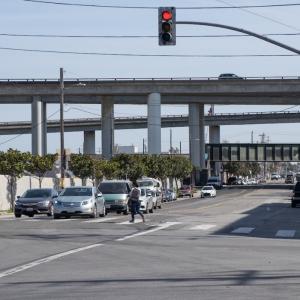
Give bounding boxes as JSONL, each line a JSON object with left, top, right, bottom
{"left": 231, "top": 227, "right": 255, "bottom": 234}
{"left": 83, "top": 217, "right": 120, "bottom": 223}
{"left": 118, "top": 219, "right": 143, "bottom": 225}
{"left": 0, "top": 243, "right": 103, "bottom": 279}
{"left": 116, "top": 222, "right": 181, "bottom": 241}
{"left": 190, "top": 224, "right": 216, "bottom": 230}
{"left": 276, "top": 230, "right": 296, "bottom": 238}
{"left": 50, "top": 218, "right": 76, "bottom": 222}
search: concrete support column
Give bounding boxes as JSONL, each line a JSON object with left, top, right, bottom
{"left": 31, "top": 96, "right": 43, "bottom": 155}
{"left": 83, "top": 131, "right": 96, "bottom": 155}
{"left": 209, "top": 125, "right": 221, "bottom": 176}
{"left": 147, "top": 93, "right": 161, "bottom": 154}
{"left": 41, "top": 102, "right": 47, "bottom": 155}
{"left": 189, "top": 103, "right": 206, "bottom": 185}
{"left": 101, "top": 98, "right": 114, "bottom": 159}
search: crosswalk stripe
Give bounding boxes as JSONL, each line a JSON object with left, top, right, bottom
{"left": 231, "top": 227, "right": 255, "bottom": 234}
{"left": 83, "top": 217, "right": 120, "bottom": 223}
{"left": 118, "top": 219, "right": 143, "bottom": 225}
{"left": 276, "top": 230, "right": 296, "bottom": 238}
{"left": 190, "top": 224, "right": 216, "bottom": 230}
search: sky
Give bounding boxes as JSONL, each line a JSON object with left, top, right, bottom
{"left": 0, "top": 0, "right": 300, "bottom": 154}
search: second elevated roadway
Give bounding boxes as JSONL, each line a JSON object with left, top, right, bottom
{"left": 0, "top": 110, "right": 299, "bottom": 135}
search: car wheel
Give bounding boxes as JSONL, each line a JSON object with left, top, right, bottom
{"left": 123, "top": 205, "right": 129, "bottom": 215}
{"left": 149, "top": 205, "right": 154, "bottom": 213}
{"left": 28, "top": 213, "right": 34, "bottom": 218}
{"left": 14, "top": 212, "right": 21, "bottom": 218}
{"left": 100, "top": 206, "right": 106, "bottom": 217}
{"left": 47, "top": 204, "right": 54, "bottom": 217}
{"left": 158, "top": 203, "right": 162, "bottom": 209}
{"left": 91, "top": 205, "right": 98, "bottom": 218}
{"left": 53, "top": 213, "right": 60, "bottom": 219}
{"left": 144, "top": 205, "right": 149, "bottom": 214}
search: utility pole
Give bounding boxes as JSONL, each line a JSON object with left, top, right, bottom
{"left": 60, "top": 67, "right": 65, "bottom": 190}
{"left": 142, "top": 138, "right": 145, "bottom": 155}
{"left": 251, "top": 131, "right": 254, "bottom": 144}
{"left": 179, "top": 141, "right": 182, "bottom": 154}
{"left": 169, "top": 129, "right": 173, "bottom": 154}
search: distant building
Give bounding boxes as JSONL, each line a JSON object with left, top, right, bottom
{"left": 114, "top": 145, "right": 138, "bottom": 154}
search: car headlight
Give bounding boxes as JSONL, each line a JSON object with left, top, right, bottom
{"left": 117, "top": 199, "right": 126, "bottom": 205}
{"left": 15, "top": 201, "right": 20, "bottom": 206}
{"left": 38, "top": 200, "right": 50, "bottom": 206}
{"left": 82, "top": 199, "right": 92, "bottom": 206}
{"left": 54, "top": 200, "right": 62, "bottom": 205}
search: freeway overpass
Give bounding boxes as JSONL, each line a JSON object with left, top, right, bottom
{"left": 0, "top": 110, "right": 299, "bottom": 135}
{"left": 1, "top": 76, "right": 300, "bottom": 185}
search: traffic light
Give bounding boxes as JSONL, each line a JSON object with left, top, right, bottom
{"left": 158, "top": 7, "right": 176, "bottom": 46}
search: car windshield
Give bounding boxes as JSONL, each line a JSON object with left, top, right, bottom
{"left": 137, "top": 181, "right": 153, "bottom": 187}
{"left": 98, "top": 182, "right": 128, "bottom": 194}
{"left": 202, "top": 187, "right": 213, "bottom": 190}
{"left": 61, "top": 188, "right": 92, "bottom": 196}
{"left": 22, "top": 189, "right": 51, "bottom": 198}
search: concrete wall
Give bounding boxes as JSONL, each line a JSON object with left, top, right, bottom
{"left": 0, "top": 176, "right": 93, "bottom": 211}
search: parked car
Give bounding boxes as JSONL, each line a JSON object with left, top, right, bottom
{"left": 162, "top": 189, "right": 172, "bottom": 202}
{"left": 178, "top": 185, "right": 193, "bottom": 198}
{"left": 285, "top": 174, "right": 295, "bottom": 184}
{"left": 168, "top": 188, "right": 177, "bottom": 201}
{"left": 139, "top": 188, "right": 154, "bottom": 214}
{"left": 291, "top": 182, "right": 300, "bottom": 208}
{"left": 206, "top": 177, "right": 223, "bottom": 189}
{"left": 152, "top": 190, "right": 162, "bottom": 209}
{"left": 14, "top": 188, "right": 58, "bottom": 218}
{"left": 227, "top": 176, "right": 238, "bottom": 185}
{"left": 200, "top": 186, "right": 216, "bottom": 198}
{"left": 271, "top": 173, "right": 281, "bottom": 180}
{"left": 98, "top": 180, "right": 132, "bottom": 215}
{"left": 53, "top": 186, "right": 105, "bottom": 219}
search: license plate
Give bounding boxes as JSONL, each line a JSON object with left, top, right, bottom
{"left": 25, "top": 208, "right": 33, "bottom": 212}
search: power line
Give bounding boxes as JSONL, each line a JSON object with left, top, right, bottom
{"left": 215, "top": 0, "right": 300, "bottom": 32}
{"left": 0, "top": 46, "right": 297, "bottom": 57}
{"left": 22, "top": 0, "right": 300, "bottom": 10}
{"left": 1, "top": 32, "right": 300, "bottom": 38}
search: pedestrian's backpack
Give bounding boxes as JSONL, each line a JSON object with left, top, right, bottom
{"left": 130, "top": 187, "right": 140, "bottom": 200}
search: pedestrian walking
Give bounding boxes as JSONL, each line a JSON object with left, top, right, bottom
{"left": 129, "top": 184, "right": 145, "bottom": 223}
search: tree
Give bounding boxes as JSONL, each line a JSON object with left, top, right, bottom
{"left": 0, "top": 149, "right": 31, "bottom": 209}
{"left": 27, "top": 154, "right": 57, "bottom": 188}
{"left": 93, "top": 159, "right": 119, "bottom": 185}
{"left": 69, "top": 154, "right": 94, "bottom": 185}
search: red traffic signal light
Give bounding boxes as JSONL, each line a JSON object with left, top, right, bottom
{"left": 158, "top": 7, "right": 176, "bottom": 46}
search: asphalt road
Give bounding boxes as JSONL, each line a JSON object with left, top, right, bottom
{"left": 0, "top": 188, "right": 300, "bottom": 300}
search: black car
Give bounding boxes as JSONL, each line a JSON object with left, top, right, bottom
{"left": 218, "top": 73, "right": 243, "bottom": 80}
{"left": 14, "top": 188, "right": 58, "bottom": 218}
{"left": 291, "top": 182, "right": 300, "bottom": 208}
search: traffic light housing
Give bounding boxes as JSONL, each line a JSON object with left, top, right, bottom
{"left": 158, "top": 7, "right": 176, "bottom": 46}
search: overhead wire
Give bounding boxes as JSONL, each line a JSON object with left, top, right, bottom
{"left": 1, "top": 32, "right": 300, "bottom": 38}
{"left": 0, "top": 47, "right": 297, "bottom": 57}
{"left": 22, "top": 0, "right": 300, "bottom": 10}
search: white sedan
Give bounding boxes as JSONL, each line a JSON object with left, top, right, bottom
{"left": 200, "top": 186, "right": 217, "bottom": 198}
{"left": 139, "top": 188, "right": 154, "bottom": 214}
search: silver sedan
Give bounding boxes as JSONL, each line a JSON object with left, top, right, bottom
{"left": 53, "top": 186, "right": 106, "bottom": 219}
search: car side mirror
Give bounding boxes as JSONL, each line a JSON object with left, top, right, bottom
{"left": 17, "top": 196, "right": 20, "bottom": 199}
{"left": 97, "top": 192, "right": 103, "bottom": 198}
{"left": 52, "top": 195, "right": 58, "bottom": 199}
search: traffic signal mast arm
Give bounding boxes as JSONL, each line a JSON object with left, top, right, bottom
{"left": 176, "top": 21, "right": 300, "bottom": 55}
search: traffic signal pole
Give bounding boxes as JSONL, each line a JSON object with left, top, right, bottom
{"left": 176, "top": 21, "right": 300, "bottom": 55}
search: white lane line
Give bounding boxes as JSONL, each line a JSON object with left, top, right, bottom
{"left": 117, "top": 222, "right": 181, "bottom": 241}
{"left": 276, "top": 230, "right": 296, "bottom": 238}
{"left": 118, "top": 219, "right": 143, "bottom": 225}
{"left": 83, "top": 217, "right": 120, "bottom": 223}
{"left": 190, "top": 224, "right": 216, "bottom": 230}
{"left": 0, "top": 243, "right": 103, "bottom": 279}
{"left": 231, "top": 227, "right": 255, "bottom": 234}
{"left": 51, "top": 219, "right": 76, "bottom": 222}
